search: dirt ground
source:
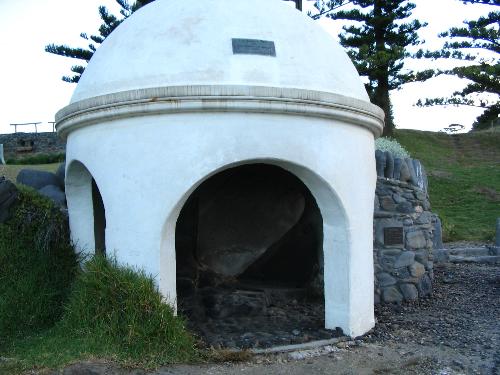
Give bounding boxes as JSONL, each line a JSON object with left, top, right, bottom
{"left": 57, "top": 260, "right": 499, "bottom": 375}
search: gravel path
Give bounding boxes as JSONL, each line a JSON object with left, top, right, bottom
{"left": 57, "top": 260, "right": 500, "bottom": 375}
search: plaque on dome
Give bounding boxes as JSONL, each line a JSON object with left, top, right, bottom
{"left": 232, "top": 38, "right": 276, "bottom": 57}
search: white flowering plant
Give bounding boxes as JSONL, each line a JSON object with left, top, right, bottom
{"left": 375, "top": 137, "right": 411, "bottom": 159}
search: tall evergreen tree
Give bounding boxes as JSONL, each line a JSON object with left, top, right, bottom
{"left": 45, "top": 0, "right": 154, "bottom": 83}
{"left": 416, "top": 1, "right": 499, "bottom": 131}
{"left": 314, "top": 0, "right": 427, "bottom": 136}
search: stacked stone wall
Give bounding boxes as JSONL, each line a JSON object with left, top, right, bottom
{"left": 0, "top": 132, "right": 65, "bottom": 158}
{"left": 374, "top": 177, "right": 435, "bottom": 304}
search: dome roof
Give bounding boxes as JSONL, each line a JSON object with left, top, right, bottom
{"left": 70, "top": 0, "right": 369, "bottom": 104}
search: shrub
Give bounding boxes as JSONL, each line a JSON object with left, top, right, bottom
{"left": 60, "top": 256, "right": 198, "bottom": 365}
{"left": 0, "top": 186, "right": 78, "bottom": 347}
{"left": 375, "top": 137, "right": 411, "bottom": 158}
{"left": 6, "top": 153, "right": 65, "bottom": 165}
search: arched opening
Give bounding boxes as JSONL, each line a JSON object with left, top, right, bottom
{"left": 92, "top": 179, "right": 106, "bottom": 255}
{"left": 175, "top": 164, "right": 339, "bottom": 348}
{"left": 65, "top": 160, "right": 106, "bottom": 256}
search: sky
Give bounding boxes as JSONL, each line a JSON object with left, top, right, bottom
{"left": 0, "top": 0, "right": 492, "bottom": 134}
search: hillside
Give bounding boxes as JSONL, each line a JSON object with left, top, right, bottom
{"left": 395, "top": 129, "right": 500, "bottom": 241}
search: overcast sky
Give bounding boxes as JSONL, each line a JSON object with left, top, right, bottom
{"left": 0, "top": 0, "right": 491, "bottom": 134}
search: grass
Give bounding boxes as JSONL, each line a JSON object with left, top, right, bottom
{"left": 1, "top": 257, "right": 199, "bottom": 373}
{"left": 395, "top": 129, "right": 500, "bottom": 241}
{"left": 0, "top": 186, "right": 78, "bottom": 347}
{"left": 0, "top": 189, "right": 198, "bottom": 373}
{"left": 6, "top": 152, "right": 65, "bottom": 165}
{"left": 0, "top": 163, "right": 59, "bottom": 182}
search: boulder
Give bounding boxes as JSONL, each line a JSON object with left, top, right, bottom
{"left": 399, "top": 159, "right": 411, "bottom": 183}
{"left": 406, "top": 159, "right": 419, "bottom": 187}
{"left": 0, "top": 177, "right": 18, "bottom": 223}
{"left": 394, "top": 251, "right": 415, "bottom": 268}
{"left": 195, "top": 166, "right": 306, "bottom": 277}
{"left": 384, "top": 151, "right": 394, "bottom": 179}
{"left": 496, "top": 218, "right": 500, "bottom": 247}
{"left": 375, "top": 150, "right": 386, "bottom": 177}
{"left": 56, "top": 162, "right": 66, "bottom": 188}
{"left": 400, "top": 283, "right": 418, "bottom": 301}
{"left": 393, "top": 158, "right": 403, "bottom": 180}
{"left": 377, "top": 272, "right": 396, "bottom": 287}
{"left": 417, "top": 274, "right": 432, "bottom": 297}
{"left": 382, "top": 286, "right": 403, "bottom": 303}
{"left": 16, "top": 169, "right": 62, "bottom": 190}
{"left": 431, "top": 215, "right": 444, "bottom": 250}
{"left": 414, "top": 160, "right": 428, "bottom": 193}
{"left": 406, "top": 230, "right": 427, "bottom": 250}
{"left": 38, "top": 185, "right": 66, "bottom": 207}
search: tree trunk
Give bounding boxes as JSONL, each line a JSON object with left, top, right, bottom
{"left": 372, "top": 0, "right": 394, "bottom": 137}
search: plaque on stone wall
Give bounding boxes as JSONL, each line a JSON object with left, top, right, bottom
{"left": 384, "top": 227, "right": 404, "bottom": 246}
{"left": 232, "top": 38, "right": 276, "bottom": 57}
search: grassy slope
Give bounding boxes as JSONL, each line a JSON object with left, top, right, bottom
{"left": 395, "top": 130, "right": 500, "bottom": 241}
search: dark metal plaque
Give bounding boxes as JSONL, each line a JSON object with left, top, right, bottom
{"left": 384, "top": 227, "right": 404, "bottom": 246}
{"left": 232, "top": 38, "right": 276, "bottom": 57}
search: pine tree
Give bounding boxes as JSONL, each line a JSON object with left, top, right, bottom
{"left": 314, "top": 0, "right": 426, "bottom": 136}
{"left": 45, "top": 0, "right": 154, "bottom": 83}
{"left": 416, "top": 1, "right": 499, "bottom": 131}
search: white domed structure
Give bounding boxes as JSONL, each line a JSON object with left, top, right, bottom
{"left": 57, "top": 0, "right": 384, "bottom": 338}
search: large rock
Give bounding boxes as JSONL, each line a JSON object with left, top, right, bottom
{"left": 382, "top": 286, "right": 403, "bottom": 303}
{"left": 406, "top": 230, "right": 427, "bottom": 250}
{"left": 399, "top": 159, "right": 411, "bottom": 183}
{"left": 432, "top": 215, "right": 444, "bottom": 250}
{"left": 394, "top": 251, "right": 415, "bottom": 268}
{"left": 412, "top": 159, "right": 428, "bottom": 193}
{"left": 375, "top": 150, "right": 386, "bottom": 177}
{"left": 16, "top": 169, "right": 62, "bottom": 190}
{"left": 0, "top": 177, "right": 18, "bottom": 223}
{"left": 400, "top": 283, "right": 418, "bottom": 301}
{"left": 496, "top": 218, "right": 500, "bottom": 247}
{"left": 38, "top": 185, "right": 66, "bottom": 207}
{"left": 195, "top": 166, "right": 307, "bottom": 277}
{"left": 393, "top": 158, "right": 403, "bottom": 180}
{"left": 56, "top": 162, "right": 66, "bottom": 188}
{"left": 384, "top": 151, "right": 394, "bottom": 179}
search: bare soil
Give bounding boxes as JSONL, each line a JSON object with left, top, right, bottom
{"left": 56, "top": 260, "right": 500, "bottom": 375}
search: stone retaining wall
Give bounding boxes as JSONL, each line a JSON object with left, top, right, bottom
{"left": 374, "top": 177, "right": 435, "bottom": 304}
{"left": 0, "top": 132, "right": 65, "bottom": 158}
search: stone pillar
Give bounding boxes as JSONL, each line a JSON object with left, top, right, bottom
{"left": 496, "top": 218, "right": 500, "bottom": 248}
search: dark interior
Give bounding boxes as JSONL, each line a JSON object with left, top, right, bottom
{"left": 175, "top": 164, "right": 334, "bottom": 349}
{"left": 92, "top": 179, "right": 106, "bottom": 255}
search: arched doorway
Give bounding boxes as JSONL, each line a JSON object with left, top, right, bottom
{"left": 175, "top": 163, "right": 333, "bottom": 348}
{"left": 65, "top": 160, "right": 106, "bottom": 256}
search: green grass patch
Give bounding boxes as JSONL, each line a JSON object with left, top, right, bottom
{"left": 0, "top": 188, "right": 198, "bottom": 373}
{"left": 1, "top": 256, "right": 199, "bottom": 373}
{"left": 395, "top": 129, "right": 500, "bottom": 241}
{"left": 0, "top": 186, "right": 78, "bottom": 348}
{"left": 6, "top": 152, "right": 65, "bottom": 165}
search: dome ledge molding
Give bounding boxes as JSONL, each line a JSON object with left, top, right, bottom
{"left": 56, "top": 85, "right": 384, "bottom": 138}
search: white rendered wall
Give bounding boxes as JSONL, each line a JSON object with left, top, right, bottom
{"left": 64, "top": 111, "right": 376, "bottom": 337}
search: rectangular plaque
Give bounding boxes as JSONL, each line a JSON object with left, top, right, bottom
{"left": 384, "top": 227, "right": 404, "bottom": 246}
{"left": 232, "top": 38, "right": 276, "bottom": 57}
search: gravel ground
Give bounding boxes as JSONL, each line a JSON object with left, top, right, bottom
{"left": 54, "top": 259, "right": 500, "bottom": 375}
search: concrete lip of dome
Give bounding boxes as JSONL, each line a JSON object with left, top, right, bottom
{"left": 56, "top": 85, "right": 384, "bottom": 138}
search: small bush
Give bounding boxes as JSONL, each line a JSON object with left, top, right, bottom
{"left": 0, "top": 186, "right": 78, "bottom": 347}
{"left": 6, "top": 152, "right": 65, "bottom": 165}
{"left": 60, "top": 256, "right": 198, "bottom": 366}
{"left": 375, "top": 137, "right": 411, "bottom": 158}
